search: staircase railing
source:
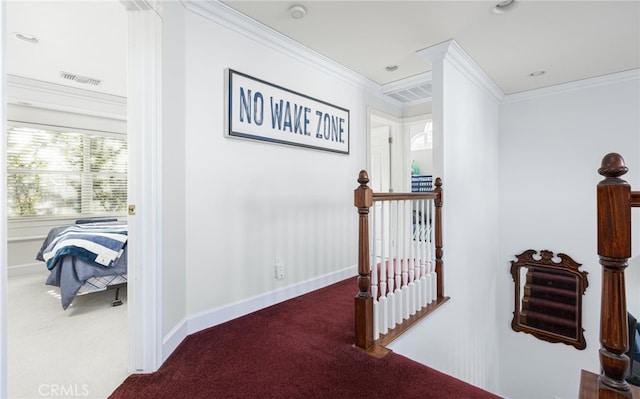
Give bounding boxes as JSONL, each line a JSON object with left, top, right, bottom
{"left": 354, "top": 170, "right": 449, "bottom": 352}
{"left": 589, "top": 153, "right": 640, "bottom": 399}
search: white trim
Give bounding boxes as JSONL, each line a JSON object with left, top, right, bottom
{"left": 0, "top": 2, "right": 8, "bottom": 396}
{"left": 503, "top": 68, "right": 640, "bottom": 103}
{"left": 126, "top": 5, "right": 163, "bottom": 373}
{"left": 180, "top": 0, "right": 401, "bottom": 110}
{"left": 416, "top": 40, "right": 505, "bottom": 104}
{"left": 162, "top": 317, "right": 188, "bottom": 362}
{"left": 7, "top": 75, "right": 127, "bottom": 120}
{"left": 6, "top": 235, "right": 46, "bottom": 243}
{"left": 7, "top": 263, "right": 43, "bottom": 278}
{"left": 162, "top": 265, "right": 357, "bottom": 362}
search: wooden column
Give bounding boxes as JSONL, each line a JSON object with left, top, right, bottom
{"left": 354, "top": 170, "right": 374, "bottom": 350}
{"left": 597, "top": 153, "right": 632, "bottom": 399}
{"left": 433, "top": 177, "right": 444, "bottom": 299}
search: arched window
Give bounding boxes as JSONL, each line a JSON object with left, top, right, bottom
{"left": 410, "top": 120, "right": 433, "bottom": 151}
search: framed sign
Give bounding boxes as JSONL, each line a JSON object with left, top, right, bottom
{"left": 225, "top": 69, "right": 350, "bottom": 154}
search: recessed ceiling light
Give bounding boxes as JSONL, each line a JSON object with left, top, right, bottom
{"left": 491, "top": 0, "right": 516, "bottom": 14}
{"left": 12, "top": 32, "right": 39, "bottom": 44}
{"left": 289, "top": 5, "right": 307, "bottom": 20}
{"left": 385, "top": 65, "right": 399, "bottom": 72}
{"left": 529, "top": 70, "right": 546, "bottom": 77}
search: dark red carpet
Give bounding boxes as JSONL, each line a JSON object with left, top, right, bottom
{"left": 110, "top": 278, "right": 501, "bottom": 398}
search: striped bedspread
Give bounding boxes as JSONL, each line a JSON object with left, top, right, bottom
{"left": 42, "top": 224, "right": 128, "bottom": 270}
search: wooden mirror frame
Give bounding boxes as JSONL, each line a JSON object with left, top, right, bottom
{"left": 510, "top": 249, "right": 589, "bottom": 350}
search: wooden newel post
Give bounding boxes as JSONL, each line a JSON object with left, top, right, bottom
{"left": 434, "top": 177, "right": 444, "bottom": 299}
{"left": 597, "top": 153, "right": 632, "bottom": 399}
{"left": 354, "top": 170, "right": 374, "bottom": 350}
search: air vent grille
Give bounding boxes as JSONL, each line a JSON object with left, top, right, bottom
{"left": 60, "top": 71, "right": 101, "bottom": 86}
{"left": 386, "top": 83, "right": 432, "bottom": 104}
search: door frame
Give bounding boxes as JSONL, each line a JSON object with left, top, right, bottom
{"left": 1, "top": 1, "right": 8, "bottom": 396}
{"left": 122, "top": 0, "right": 163, "bottom": 373}
{"left": 367, "top": 108, "right": 404, "bottom": 192}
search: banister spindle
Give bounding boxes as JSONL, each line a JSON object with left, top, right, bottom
{"left": 354, "top": 170, "right": 374, "bottom": 350}
{"left": 597, "top": 153, "right": 632, "bottom": 399}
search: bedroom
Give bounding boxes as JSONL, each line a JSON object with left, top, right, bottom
{"left": 1, "top": 2, "right": 639, "bottom": 399}
{"left": 4, "top": 2, "right": 130, "bottom": 397}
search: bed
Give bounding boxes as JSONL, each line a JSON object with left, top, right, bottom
{"left": 35, "top": 220, "right": 128, "bottom": 310}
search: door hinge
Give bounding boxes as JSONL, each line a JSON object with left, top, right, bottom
{"left": 128, "top": 204, "right": 136, "bottom": 216}
{"left": 388, "top": 136, "right": 393, "bottom": 144}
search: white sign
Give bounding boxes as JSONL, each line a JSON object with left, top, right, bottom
{"left": 225, "top": 69, "right": 350, "bottom": 154}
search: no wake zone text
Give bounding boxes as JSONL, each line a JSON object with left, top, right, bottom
{"left": 238, "top": 88, "right": 346, "bottom": 143}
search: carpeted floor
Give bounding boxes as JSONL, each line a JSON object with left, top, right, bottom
{"left": 8, "top": 271, "right": 129, "bottom": 399}
{"left": 110, "top": 278, "right": 501, "bottom": 399}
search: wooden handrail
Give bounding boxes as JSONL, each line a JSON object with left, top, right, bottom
{"left": 630, "top": 192, "right": 640, "bottom": 208}
{"left": 596, "top": 152, "right": 633, "bottom": 399}
{"left": 372, "top": 192, "right": 439, "bottom": 202}
{"left": 354, "top": 171, "right": 444, "bottom": 351}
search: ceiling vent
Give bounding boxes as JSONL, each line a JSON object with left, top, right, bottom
{"left": 381, "top": 72, "right": 433, "bottom": 105}
{"left": 60, "top": 71, "right": 101, "bottom": 86}
{"left": 385, "top": 83, "right": 432, "bottom": 104}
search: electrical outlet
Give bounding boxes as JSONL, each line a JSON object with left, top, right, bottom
{"left": 275, "top": 259, "right": 285, "bottom": 280}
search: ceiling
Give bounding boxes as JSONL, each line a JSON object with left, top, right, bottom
{"left": 6, "top": 0, "right": 640, "bottom": 102}
{"left": 6, "top": 0, "right": 128, "bottom": 98}
{"left": 222, "top": 0, "right": 640, "bottom": 96}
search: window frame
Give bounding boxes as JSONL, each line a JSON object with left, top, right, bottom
{"left": 6, "top": 120, "right": 128, "bottom": 221}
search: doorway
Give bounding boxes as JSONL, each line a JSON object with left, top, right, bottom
{"left": 1, "top": 2, "right": 163, "bottom": 397}
{"left": 367, "top": 108, "right": 434, "bottom": 194}
{"left": 5, "top": 2, "right": 129, "bottom": 397}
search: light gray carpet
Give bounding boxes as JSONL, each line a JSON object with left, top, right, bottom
{"left": 8, "top": 271, "right": 129, "bottom": 398}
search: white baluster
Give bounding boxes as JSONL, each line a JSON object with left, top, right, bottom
{"left": 404, "top": 199, "right": 413, "bottom": 318}
{"left": 410, "top": 200, "right": 419, "bottom": 314}
{"left": 394, "top": 200, "right": 403, "bottom": 326}
{"left": 429, "top": 198, "right": 437, "bottom": 302}
{"left": 413, "top": 199, "right": 423, "bottom": 311}
{"left": 380, "top": 201, "right": 389, "bottom": 335}
{"left": 423, "top": 198, "right": 431, "bottom": 306}
{"left": 388, "top": 201, "right": 396, "bottom": 330}
{"left": 371, "top": 202, "right": 379, "bottom": 341}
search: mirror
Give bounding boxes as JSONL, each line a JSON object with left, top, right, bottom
{"left": 510, "top": 249, "right": 588, "bottom": 350}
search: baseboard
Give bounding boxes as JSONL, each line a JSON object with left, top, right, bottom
{"left": 162, "top": 265, "right": 357, "bottom": 363}
{"left": 162, "top": 317, "right": 188, "bottom": 363}
{"left": 8, "top": 263, "right": 44, "bottom": 278}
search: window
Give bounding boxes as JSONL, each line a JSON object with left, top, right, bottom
{"left": 410, "top": 120, "right": 433, "bottom": 151}
{"left": 7, "top": 124, "right": 127, "bottom": 218}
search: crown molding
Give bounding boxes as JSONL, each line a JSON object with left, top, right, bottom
{"left": 180, "top": 0, "right": 403, "bottom": 111}
{"left": 503, "top": 69, "right": 640, "bottom": 104}
{"left": 417, "top": 40, "right": 505, "bottom": 104}
{"left": 7, "top": 75, "right": 127, "bottom": 120}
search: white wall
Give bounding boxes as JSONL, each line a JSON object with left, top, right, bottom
{"left": 161, "top": 1, "right": 187, "bottom": 337}
{"left": 167, "top": 4, "right": 398, "bottom": 327}
{"left": 498, "top": 72, "right": 640, "bottom": 399}
{"left": 388, "top": 41, "right": 501, "bottom": 393}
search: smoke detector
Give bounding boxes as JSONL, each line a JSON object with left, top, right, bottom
{"left": 288, "top": 5, "right": 307, "bottom": 19}
{"left": 60, "top": 71, "right": 101, "bottom": 86}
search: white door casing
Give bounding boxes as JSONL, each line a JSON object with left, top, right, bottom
{"left": 122, "top": 0, "right": 164, "bottom": 373}
{"left": 1, "top": 1, "right": 9, "bottom": 397}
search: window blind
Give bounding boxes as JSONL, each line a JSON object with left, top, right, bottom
{"left": 7, "top": 125, "right": 127, "bottom": 218}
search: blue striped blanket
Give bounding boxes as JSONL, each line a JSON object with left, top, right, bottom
{"left": 42, "top": 224, "right": 128, "bottom": 270}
